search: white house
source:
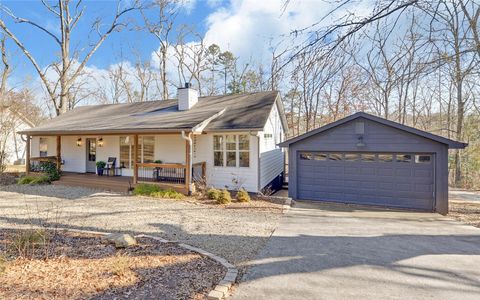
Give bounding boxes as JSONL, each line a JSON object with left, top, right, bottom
{"left": 21, "top": 85, "right": 288, "bottom": 194}
{"left": 0, "top": 105, "right": 35, "bottom": 166}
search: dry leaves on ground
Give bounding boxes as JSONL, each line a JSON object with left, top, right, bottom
{"left": 0, "top": 229, "right": 224, "bottom": 300}
{"left": 449, "top": 201, "right": 480, "bottom": 228}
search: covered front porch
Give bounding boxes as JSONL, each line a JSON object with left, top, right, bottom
{"left": 25, "top": 133, "right": 206, "bottom": 194}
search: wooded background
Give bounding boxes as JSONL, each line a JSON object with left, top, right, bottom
{"left": 0, "top": 0, "right": 479, "bottom": 189}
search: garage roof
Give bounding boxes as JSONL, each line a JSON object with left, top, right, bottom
{"left": 279, "top": 112, "right": 467, "bottom": 149}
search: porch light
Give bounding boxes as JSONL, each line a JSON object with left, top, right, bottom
{"left": 76, "top": 138, "right": 82, "bottom": 147}
{"left": 98, "top": 137, "right": 104, "bottom": 147}
{"left": 356, "top": 135, "right": 366, "bottom": 148}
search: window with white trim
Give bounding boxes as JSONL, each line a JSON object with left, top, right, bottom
{"left": 39, "top": 138, "right": 48, "bottom": 157}
{"left": 213, "top": 134, "right": 250, "bottom": 167}
{"left": 119, "top": 136, "right": 155, "bottom": 168}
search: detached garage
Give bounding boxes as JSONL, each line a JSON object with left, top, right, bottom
{"left": 279, "top": 112, "right": 467, "bottom": 214}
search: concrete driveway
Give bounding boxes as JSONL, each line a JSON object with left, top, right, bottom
{"left": 234, "top": 201, "right": 480, "bottom": 300}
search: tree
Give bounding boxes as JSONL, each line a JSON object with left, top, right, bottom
{"left": 0, "top": 0, "right": 141, "bottom": 115}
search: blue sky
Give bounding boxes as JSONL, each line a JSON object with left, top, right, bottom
{"left": 1, "top": 0, "right": 215, "bottom": 75}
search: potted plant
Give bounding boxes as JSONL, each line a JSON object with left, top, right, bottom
{"left": 96, "top": 161, "right": 106, "bottom": 176}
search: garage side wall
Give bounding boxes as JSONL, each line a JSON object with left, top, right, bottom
{"left": 288, "top": 118, "right": 449, "bottom": 214}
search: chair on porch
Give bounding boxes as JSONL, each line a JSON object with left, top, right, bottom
{"left": 104, "top": 157, "right": 118, "bottom": 176}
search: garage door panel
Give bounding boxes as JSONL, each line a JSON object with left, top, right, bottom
{"left": 297, "top": 151, "right": 434, "bottom": 211}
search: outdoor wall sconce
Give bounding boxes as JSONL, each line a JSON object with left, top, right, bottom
{"left": 98, "top": 137, "right": 104, "bottom": 147}
{"left": 76, "top": 138, "right": 82, "bottom": 147}
{"left": 356, "top": 135, "right": 366, "bottom": 148}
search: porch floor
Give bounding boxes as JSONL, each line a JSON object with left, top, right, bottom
{"left": 53, "top": 172, "right": 187, "bottom": 194}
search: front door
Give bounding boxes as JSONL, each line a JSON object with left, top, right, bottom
{"left": 86, "top": 138, "right": 97, "bottom": 173}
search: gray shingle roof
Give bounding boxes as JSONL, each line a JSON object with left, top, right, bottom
{"left": 21, "top": 91, "right": 282, "bottom": 135}
{"left": 278, "top": 112, "right": 467, "bottom": 149}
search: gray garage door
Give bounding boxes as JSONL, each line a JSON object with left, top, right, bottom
{"left": 297, "top": 152, "right": 435, "bottom": 211}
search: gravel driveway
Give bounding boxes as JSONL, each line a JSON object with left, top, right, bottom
{"left": 0, "top": 185, "right": 283, "bottom": 268}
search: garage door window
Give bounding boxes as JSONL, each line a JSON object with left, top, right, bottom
{"left": 361, "top": 153, "right": 376, "bottom": 162}
{"left": 378, "top": 154, "right": 393, "bottom": 162}
{"left": 314, "top": 153, "right": 328, "bottom": 160}
{"left": 344, "top": 153, "right": 359, "bottom": 161}
{"left": 329, "top": 153, "right": 343, "bottom": 161}
{"left": 300, "top": 152, "right": 313, "bottom": 160}
{"left": 415, "top": 154, "right": 432, "bottom": 164}
{"left": 396, "top": 154, "right": 412, "bottom": 163}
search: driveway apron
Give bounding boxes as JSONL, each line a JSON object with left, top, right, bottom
{"left": 234, "top": 201, "right": 480, "bottom": 300}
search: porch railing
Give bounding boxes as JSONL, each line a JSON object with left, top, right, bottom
{"left": 29, "top": 156, "right": 58, "bottom": 172}
{"left": 136, "top": 162, "right": 206, "bottom": 186}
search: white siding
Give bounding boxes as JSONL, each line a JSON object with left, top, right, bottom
{"left": 195, "top": 133, "right": 259, "bottom": 192}
{"left": 30, "top": 136, "right": 56, "bottom": 157}
{"left": 259, "top": 102, "right": 285, "bottom": 189}
{"left": 154, "top": 135, "right": 186, "bottom": 164}
{"left": 61, "top": 136, "right": 86, "bottom": 172}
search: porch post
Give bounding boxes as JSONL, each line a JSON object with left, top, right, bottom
{"left": 25, "top": 135, "right": 30, "bottom": 175}
{"left": 133, "top": 134, "right": 139, "bottom": 184}
{"left": 185, "top": 139, "right": 191, "bottom": 194}
{"left": 56, "top": 135, "right": 61, "bottom": 171}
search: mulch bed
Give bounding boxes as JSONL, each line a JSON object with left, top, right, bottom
{"left": 0, "top": 229, "right": 224, "bottom": 300}
{"left": 449, "top": 201, "right": 480, "bottom": 228}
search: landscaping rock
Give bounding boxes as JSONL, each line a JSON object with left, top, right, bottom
{"left": 102, "top": 233, "right": 137, "bottom": 248}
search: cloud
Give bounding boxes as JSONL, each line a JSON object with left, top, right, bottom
{"left": 202, "top": 0, "right": 374, "bottom": 65}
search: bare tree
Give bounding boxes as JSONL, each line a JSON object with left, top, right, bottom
{"left": 0, "top": 0, "right": 141, "bottom": 115}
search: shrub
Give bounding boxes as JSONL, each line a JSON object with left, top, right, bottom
{"left": 154, "top": 160, "right": 163, "bottom": 164}
{"left": 39, "top": 161, "right": 61, "bottom": 181}
{"left": 236, "top": 189, "right": 251, "bottom": 202}
{"left": 151, "top": 189, "right": 185, "bottom": 200}
{"left": 17, "top": 175, "right": 51, "bottom": 185}
{"left": 133, "top": 183, "right": 161, "bottom": 196}
{"left": 217, "top": 189, "right": 232, "bottom": 204}
{"left": 9, "top": 229, "right": 49, "bottom": 258}
{"left": 207, "top": 188, "right": 220, "bottom": 200}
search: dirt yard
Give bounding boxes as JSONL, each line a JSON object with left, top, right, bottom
{"left": 0, "top": 185, "right": 284, "bottom": 271}
{"left": 449, "top": 201, "right": 480, "bottom": 228}
{"left": 0, "top": 229, "right": 223, "bottom": 300}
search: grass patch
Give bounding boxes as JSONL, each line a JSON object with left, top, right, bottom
{"left": 133, "top": 183, "right": 185, "bottom": 200}
{"left": 17, "top": 175, "right": 51, "bottom": 185}
{"left": 110, "top": 253, "right": 131, "bottom": 277}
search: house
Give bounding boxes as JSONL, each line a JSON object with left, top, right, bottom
{"left": 0, "top": 104, "right": 36, "bottom": 166}
{"left": 20, "top": 85, "right": 288, "bottom": 194}
{"left": 279, "top": 112, "right": 467, "bottom": 215}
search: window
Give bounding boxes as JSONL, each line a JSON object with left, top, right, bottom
{"left": 213, "top": 134, "right": 250, "bottom": 167}
{"left": 396, "top": 154, "right": 412, "bottom": 163}
{"left": 120, "top": 136, "right": 131, "bottom": 168}
{"left": 344, "top": 153, "right": 359, "bottom": 161}
{"left": 239, "top": 134, "right": 250, "bottom": 167}
{"left": 214, "top": 135, "right": 224, "bottom": 166}
{"left": 361, "top": 153, "right": 376, "bottom": 162}
{"left": 39, "top": 138, "right": 48, "bottom": 157}
{"left": 264, "top": 133, "right": 273, "bottom": 139}
{"left": 378, "top": 154, "right": 393, "bottom": 162}
{"left": 300, "top": 152, "right": 313, "bottom": 160}
{"left": 314, "top": 153, "right": 328, "bottom": 160}
{"left": 329, "top": 153, "right": 343, "bottom": 161}
{"left": 415, "top": 154, "right": 432, "bottom": 164}
{"left": 119, "top": 136, "right": 155, "bottom": 168}
{"left": 140, "top": 136, "right": 154, "bottom": 163}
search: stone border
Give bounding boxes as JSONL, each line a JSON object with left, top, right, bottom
{"left": 45, "top": 228, "right": 238, "bottom": 300}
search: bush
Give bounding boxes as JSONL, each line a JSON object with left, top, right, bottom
{"left": 151, "top": 189, "right": 185, "bottom": 200}
{"left": 96, "top": 161, "right": 106, "bottom": 169}
{"left": 133, "top": 183, "right": 161, "bottom": 196}
{"left": 17, "top": 175, "right": 51, "bottom": 185}
{"left": 39, "top": 161, "right": 61, "bottom": 181}
{"left": 236, "top": 189, "right": 251, "bottom": 202}
{"left": 217, "top": 189, "right": 232, "bottom": 204}
{"left": 207, "top": 188, "right": 221, "bottom": 200}
{"left": 9, "top": 229, "right": 49, "bottom": 258}
{"left": 134, "top": 184, "right": 185, "bottom": 199}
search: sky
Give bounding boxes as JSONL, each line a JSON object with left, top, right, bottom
{"left": 0, "top": 0, "right": 371, "bottom": 98}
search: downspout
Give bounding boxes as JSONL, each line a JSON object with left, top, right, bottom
{"left": 181, "top": 130, "right": 193, "bottom": 194}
